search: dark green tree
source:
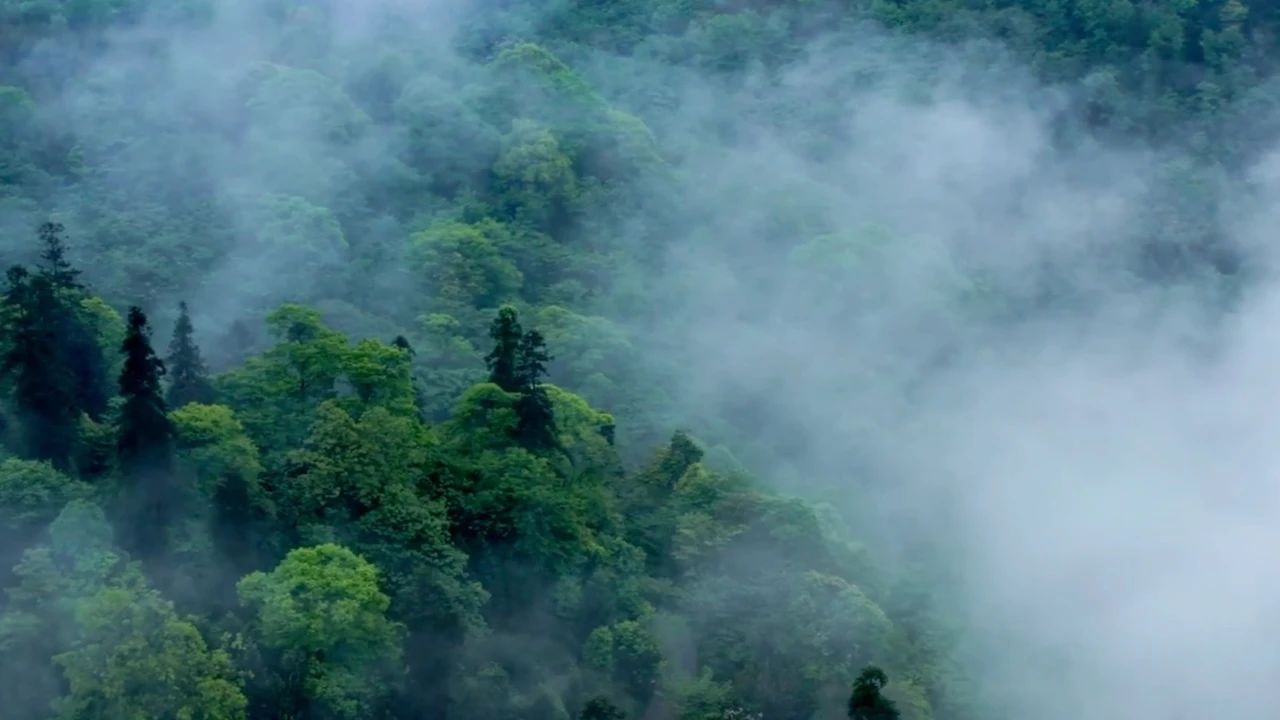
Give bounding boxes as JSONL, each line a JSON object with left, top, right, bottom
{"left": 1, "top": 266, "right": 80, "bottom": 467}
{"left": 119, "top": 307, "right": 172, "bottom": 473}
{"left": 516, "top": 328, "right": 551, "bottom": 389}
{"left": 38, "top": 221, "right": 109, "bottom": 420}
{"left": 166, "top": 301, "right": 215, "bottom": 408}
{"left": 116, "top": 306, "right": 176, "bottom": 559}
{"left": 848, "top": 666, "right": 899, "bottom": 720}
{"left": 514, "top": 328, "right": 556, "bottom": 449}
{"left": 486, "top": 305, "right": 523, "bottom": 392}
{"left": 579, "top": 697, "right": 626, "bottom": 720}
{"left": 391, "top": 334, "right": 430, "bottom": 417}
{"left": 37, "top": 221, "right": 80, "bottom": 289}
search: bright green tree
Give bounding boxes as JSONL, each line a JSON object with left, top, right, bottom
{"left": 237, "top": 544, "right": 406, "bottom": 720}
{"left": 53, "top": 585, "right": 248, "bottom": 720}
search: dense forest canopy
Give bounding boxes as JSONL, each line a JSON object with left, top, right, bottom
{"left": 3, "top": 0, "right": 1280, "bottom": 718}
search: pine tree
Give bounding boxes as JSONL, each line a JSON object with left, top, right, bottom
{"left": 486, "top": 305, "right": 523, "bottom": 392}
{"left": 37, "top": 221, "right": 80, "bottom": 289}
{"left": 514, "top": 329, "right": 556, "bottom": 449}
{"left": 35, "top": 222, "right": 109, "bottom": 420}
{"left": 118, "top": 307, "right": 172, "bottom": 474}
{"left": 166, "top": 301, "right": 214, "bottom": 408}
{"left": 116, "top": 307, "right": 176, "bottom": 559}
{"left": 848, "top": 666, "right": 900, "bottom": 720}
{"left": 515, "top": 329, "right": 551, "bottom": 390}
{"left": 1, "top": 267, "right": 79, "bottom": 467}
{"left": 484, "top": 307, "right": 558, "bottom": 449}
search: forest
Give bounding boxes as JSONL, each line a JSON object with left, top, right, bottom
{"left": 1, "top": 0, "right": 1278, "bottom": 718}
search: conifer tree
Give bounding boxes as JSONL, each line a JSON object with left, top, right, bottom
{"left": 515, "top": 328, "right": 551, "bottom": 390}
{"left": 485, "top": 307, "right": 559, "bottom": 449}
{"left": 35, "top": 222, "right": 109, "bottom": 420}
{"left": 1, "top": 267, "right": 79, "bottom": 467}
{"left": 514, "top": 329, "right": 556, "bottom": 449}
{"left": 116, "top": 307, "right": 176, "bottom": 558}
{"left": 166, "top": 301, "right": 214, "bottom": 408}
{"left": 119, "top": 307, "right": 173, "bottom": 474}
{"left": 37, "top": 221, "right": 80, "bottom": 289}
{"left": 486, "top": 305, "right": 523, "bottom": 392}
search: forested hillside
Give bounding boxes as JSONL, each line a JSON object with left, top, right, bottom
{"left": 1, "top": 0, "right": 1278, "bottom": 719}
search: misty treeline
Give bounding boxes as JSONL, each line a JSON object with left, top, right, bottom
{"left": 0, "top": 224, "right": 920, "bottom": 720}
{"left": 0, "top": 0, "right": 1269, "bottom": 718}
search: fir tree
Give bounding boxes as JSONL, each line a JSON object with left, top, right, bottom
{"left": 37, "top": 221, "right": 80, "bottom": 289}
{"left": 486, "top": 305, "right": 523, "bottom": 392}
{"left": 515, "top": 329, "right": 551, "bottom": 390}
{"left": 848, "top": 666, "right": 900, "bottom": 720}
{"left": 1, "top": 267, "right": 79, "bottom": 467}
{"left": 485, "top": 308, "right": 559, "bottom": 449}
{"left": 514, "top": 329, "right": 556, "bottom": 449}
{"left": 118, "top": 307, "right": 172, "bottom": 474}
{"left": 166, "top": 301, "right": 214, "bottom": 408}
{"left": 35, "top": 222, "right": 109, "bottom": 420}
{"left": 116, "top": 307, "right": 176, "bottom": 559}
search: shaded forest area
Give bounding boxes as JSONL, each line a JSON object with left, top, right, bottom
{"left": 0, "top": 0, "right": 1274, "bottom": 718}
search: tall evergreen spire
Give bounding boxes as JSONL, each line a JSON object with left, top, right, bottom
{"left": 484, "top": 307, "right": 558, "bottom": 449}
{"left": 1, "top": 266, "right": 79, "bottom": 467}
{"left": 486, "top": 305, "right": 523, "bottom": 392}
{"left": 37, "top": 221, "right": 80, "bottom": 289}
{"left": 514, "top": 329, "right": 556, "bottom": 449}
{"left": 35, "top": 221, "right": 109, "bottom": 420}
{"left": 166, "top": 301, "right": 214, "bottom": 408}
{"left": 118, "top": 307, "right": 172, "bottom": 473}
{"left": 116, "top": 307, "right": 176, "bottom": 559}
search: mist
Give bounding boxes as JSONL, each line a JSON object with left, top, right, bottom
{"left": 4, "top": 0, "right": 1280, "bottom": 718}
{"left": 628, "top": 25, "right": 1280, "bottom": 720}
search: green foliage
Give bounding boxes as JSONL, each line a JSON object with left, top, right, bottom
{"left": 117, "top": 307, "right": 172, "bottom": 475}
{"left": 53, "top": 585, "right": 248, "bottom": 720}
{"left": 171, "top": 402, "right": 270, "bottom": 576}
{"left": 412, "top": 220, "right": 523, "bottom": 321}
{"left": 2, "top": 262, "right": 85, "bottom": 467}
{"left": 849, "top": 666, "right": 901, "bottom": 720}
{"left": 493, "top": 120, "right": 579, "bottom": 229}
{"left": 115, "top": 306, "right": 177, "bottom": 560}
{"left": 279, "top": 401, "right": 485, "bottom": 634}
{"left": 7, "top": 0, "right": 1241, "bottom": 714}
{"left": 486, "top": 305, "right": 525, "bottom": 392}
{"left": 0, "top": 458, "right": 90, "bottom": 535}
{"left": 217, "top": 305, "right": 417, "bottom": 456}
{"left": 237, "top": 544, "right": 406, "bottom": 720}
{"left": 167, "top": 301, "right": 215, "bottom": 409}
{"left": 0, "top": 500, "right": 140, "bottom": 717}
